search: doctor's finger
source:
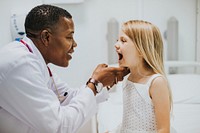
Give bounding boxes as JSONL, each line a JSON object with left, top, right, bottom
{"left": 98, "top": 63, "right": 108, "bottom": 68}
{"left": 115, "top": 75, "right": 123, "bottom": 82}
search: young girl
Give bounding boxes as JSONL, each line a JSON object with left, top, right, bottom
{"left": 109, "top": 20, "right": 172, "bottom": 133}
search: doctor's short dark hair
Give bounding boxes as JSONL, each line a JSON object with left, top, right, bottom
{"left": 25, "top": 4, "right": 72, "bottom": 38}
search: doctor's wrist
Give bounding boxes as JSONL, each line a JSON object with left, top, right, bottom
{"left": 86, "top": 78, "right": 103, "bottom": 96}
{"left": 86, "top": 82, "right": 97, "bottom": 95}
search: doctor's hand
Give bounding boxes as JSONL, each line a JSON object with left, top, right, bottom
{"left": 91, "top": 64, "right": 130, "bottom": 88}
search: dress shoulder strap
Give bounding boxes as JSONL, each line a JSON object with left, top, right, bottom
{"left": 146, "top": 74, "right": 162, "bottom": 87}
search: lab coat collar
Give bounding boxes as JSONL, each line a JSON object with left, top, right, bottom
{"left": 22, "top": 36, "right": 51, "bottom": 81}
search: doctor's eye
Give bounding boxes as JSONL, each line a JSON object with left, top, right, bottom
{"left": 66, "top": 36, "right": 73, "bottom": 40}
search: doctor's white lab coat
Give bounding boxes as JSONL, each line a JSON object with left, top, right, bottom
{"left": 0, "top": 36, "right": 108, "bottom": 133}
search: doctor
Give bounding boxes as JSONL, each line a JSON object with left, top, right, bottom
{"left": 0, "top": 4, "right": 129, "bottom": 133}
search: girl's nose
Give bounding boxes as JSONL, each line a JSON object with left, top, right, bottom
{"left": 115, "top": 42, "right": 119, "bottom": 49}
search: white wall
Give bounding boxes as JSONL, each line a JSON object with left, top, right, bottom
{"left": 197, "top": 0, "right": 200, "bottom": 62}
{"left": 142, "top": 0, "right": 197, "bottom": 62}
{"left": 0, "top": 0, "right": 197, "bottom": 132}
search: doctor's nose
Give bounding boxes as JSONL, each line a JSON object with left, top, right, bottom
{"left": 73, "top": 40, "right": 77, "bottom": 48}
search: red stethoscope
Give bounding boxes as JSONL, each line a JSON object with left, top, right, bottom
{"left": 20, "top": 39, "right": 67, "bottom": 102}
{"left": 20, "top": 40, "right": 52, "bottom": 76}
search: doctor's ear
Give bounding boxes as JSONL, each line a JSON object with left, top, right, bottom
{"left": 40, "top": 30, "right": 51, "bottom": 46}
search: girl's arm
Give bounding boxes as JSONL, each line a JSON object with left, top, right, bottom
{"left": 150, "top": 76, "right": 171, "bottom": 133}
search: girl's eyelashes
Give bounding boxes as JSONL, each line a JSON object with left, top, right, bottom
{"left": 121, "top": 39, "right": 126, "bottom": 43}
{"left": 119, "top": 36, "right": 127, "bottom": 43}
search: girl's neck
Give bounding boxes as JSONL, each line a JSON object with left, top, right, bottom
{"left": 128, "top": 65, "right": 155, "bottom": 83}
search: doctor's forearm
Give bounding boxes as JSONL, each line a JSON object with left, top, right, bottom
{"left": 57, "top": 87, "right": 97, "bottom": 133}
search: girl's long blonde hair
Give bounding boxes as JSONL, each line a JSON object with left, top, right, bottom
{"left": 122, "top": 20, "right": 172, "bottom": 108}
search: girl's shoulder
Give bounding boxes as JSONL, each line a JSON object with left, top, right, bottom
{"left": 148, "top": 74, "right": 169, "bottom": 97}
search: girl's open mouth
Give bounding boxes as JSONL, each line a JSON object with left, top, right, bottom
{"left": 118, "top": 53, "right": 123, "bottom": 60}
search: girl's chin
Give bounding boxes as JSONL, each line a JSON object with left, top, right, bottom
{"left": 118, "top": 63, "right": 126, "bottom": 67}
{"left": 118, "top": 62, "right": 129, "bottom": 68}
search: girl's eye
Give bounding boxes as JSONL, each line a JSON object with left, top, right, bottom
{"left": 121, "top": 39, "right": 126, "bottom": 43}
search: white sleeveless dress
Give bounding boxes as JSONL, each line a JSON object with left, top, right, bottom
{"left": 111, "top": 74, "right": 162, "bottom": 133}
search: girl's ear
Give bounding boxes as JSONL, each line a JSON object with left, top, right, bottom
{"left": 40, "top": 30, "right": 50, "bottom": 46}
